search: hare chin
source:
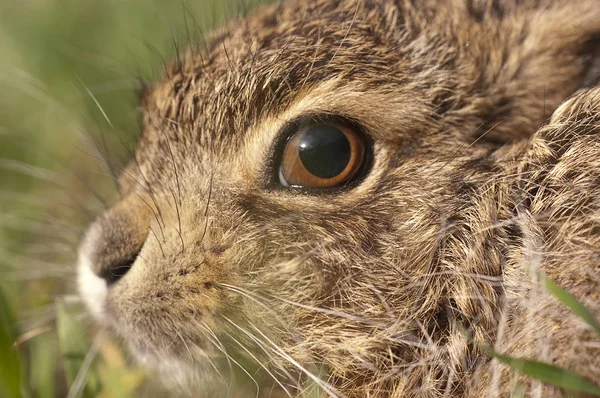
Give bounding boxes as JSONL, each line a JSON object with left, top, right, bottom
{"left": 134, "top": 346, "right": 220, "bottom": 392}
{"left": 77, "top": 253, "right": 218, "bottom": 390}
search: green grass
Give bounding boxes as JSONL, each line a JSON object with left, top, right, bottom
{"left": 0, "top": 286, "right": 21, "bottom": 398}
{"left": 0, "top": 1, "right": 599, "bottom": 397}
{"left": 479, "top": 273, "right": 600, "bottom": 397}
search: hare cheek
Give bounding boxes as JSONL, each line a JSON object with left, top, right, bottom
{"left": 77, "top": 250, "right": 108, "bottom": 322}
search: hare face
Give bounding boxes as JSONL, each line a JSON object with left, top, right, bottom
{"left": 78, "top": 0, "right": 600, "bottom": 395}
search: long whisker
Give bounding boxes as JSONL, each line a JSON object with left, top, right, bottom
{"left": 199, "top": 173, "right": 214, "bottom": 244}
{"left": 216, "top": 283, "right": 275, "bottom": 314}
{"left": 77, "top": 123, "right": 168, "bottom": 242}
{"left": 0, "top": 156, "right": 107, "bottom": 214}
{"left": 130, "top": 156, "right": 167, "bottom": 239}
{"left": 247, "top": 320, "right": 346, "bottom": 398}
{"left": 136, "top": 193, "right": 167, "bottom": 248}
{"left": 0, "top": 160, "right": 67, "bottom": 187}
{"left": 175, "top": 328, "right": 194, "bottom": 364}
{"left": 219, "top": 315, "right": 297, "bottom": 384}
{"left": 198, "top": 322, "right": 260, "bottom": 398}
{"left": 169, "top": 186, "right": 185, "bottom": 254}
{"left": 182, "top": 326, "right": 226, "bottom": 384}
{"left": 218, "top": 283, "right": 375, "bottom": 326}
{"left": 158, "top": 125, "right": 185, "bottom": 253}
{"left": 0, "top": 218, "right": 78, "bottom": 242}
{"left": 77, "top": 78, "right": 121, "bottom": 186}
{"left": 161, "top": 124, "right": 183, "bottom": 207}
{"left": 221, "top": 324, "right": 293, "bottom": 398}
{"left": 198, "top": 321, "right": 235, "bottom": 391}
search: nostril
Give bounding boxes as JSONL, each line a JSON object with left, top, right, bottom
{"left": 99, "top": 250, "right": 140, "bottom": 286}
{"left": 85, "top": 193, "right": 153, "bottom": 287}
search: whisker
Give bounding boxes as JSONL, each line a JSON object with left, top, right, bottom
{"left": 199, "top": 321, "right": 259, "bottom": 397}
{"left": 218, "top": 283, "right": 375, "bottom": 326}
{"left": 199, "top": 173, "right": 214, "bottom": 244}
{"left": 0, "top": 219, "right": 78, "bottom": 242}
{"left": 198, "top": 321, "right": 235, "bottom": 390}
{"left": 182, "top": 325, "right": 226, "bottom": 384}
{"left": 0, "top": 159, "right": 66, "bottom": 187}
{"left": 0, "top": 154, "right": 107, "bottom": 214}
{"left": 130, "top": 156, "right": 167, "bottom": 239}
{"left": 162, "top": 117, "right": 183, "bottom": 209}
{"left": 168, "top": 186, "right": 185, "bottom": 254}
{"left": 221, "top": 325, "right": 293, "bottom": 397}
{"left": 156, "top": 124, "right": 185, "bottom": 253}
{"left": 148, "top": 225, "right": 166, "bottom": 258}
{"left": 77, "top": 79, "right": 121, "bottom": 188}
{"left": 219, "top": 315, "right": 297, "bottom": 384}
{"left": 248, "top": 320, "right": 345, "bottom": 398}
{"left": 216, "top": 283, "right": 277, "bottom": 314}
{"left": 137, "top": 193, "right": 167, "bottom": 246}
{"left": 175, "top": 328, "right": 194, "bottom": 364}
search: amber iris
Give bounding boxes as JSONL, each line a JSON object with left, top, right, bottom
{"left": 279, "top": 123, "right": 365, "bottom": 188}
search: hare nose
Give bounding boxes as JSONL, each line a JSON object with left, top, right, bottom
{"left": 97, "top": 246, "right": 141, "bottom": 285}
{"left": 87, "top": 195, "right": 151, "bottom": 286}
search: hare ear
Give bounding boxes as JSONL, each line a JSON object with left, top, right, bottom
{"left": 438, "top": 1, "right": 600, "bottom": 144}
{"left": 505, "top": 1, "right": 600, "bottom": 103}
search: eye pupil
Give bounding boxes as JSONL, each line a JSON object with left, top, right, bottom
{"left": 297, "top": 125, "right": 351, "bottom": 179}
{"left": 278, "top": 118, "right": 367, "bottom": 189}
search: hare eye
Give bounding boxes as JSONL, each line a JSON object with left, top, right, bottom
{"left": 278, "top": 122, "right": 366, "bottom": 188}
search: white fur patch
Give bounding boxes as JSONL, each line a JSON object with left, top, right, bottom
{"left": 77, "top": 243, "right": 107, "bottom": 321}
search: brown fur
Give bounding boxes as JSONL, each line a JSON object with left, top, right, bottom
{"left": 78, "top": 0, "right": 600, "bottom": 396}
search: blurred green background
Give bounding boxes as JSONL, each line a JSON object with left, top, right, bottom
{"left": 0, "top": 1, "right": 262, "bottom": 396}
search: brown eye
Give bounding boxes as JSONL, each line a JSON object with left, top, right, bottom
{"left": 278, "top": 123, "right": 366, "bottom": 188}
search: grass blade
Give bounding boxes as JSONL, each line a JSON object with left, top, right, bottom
{"left": 56, "top": 301, "right": 99, "bottom": 398}
{"left": 487, "top": 349, "right": 600, "bottom": 396}
{"left": 0, "top": 286, "right": 21, "bottom": 398}
{"left": 544, "top": 277, "right": 600, "bottom": 336}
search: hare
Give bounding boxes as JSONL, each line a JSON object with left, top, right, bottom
{"left": 78, "top": 0, "right": 600, "bottom": 396}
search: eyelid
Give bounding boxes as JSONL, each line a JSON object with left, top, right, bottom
{"left": 279, "top": 124, "right": 365, "bottom": 188}
{"left": 265, "top": 114, "right": 373, "bottom": 192}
